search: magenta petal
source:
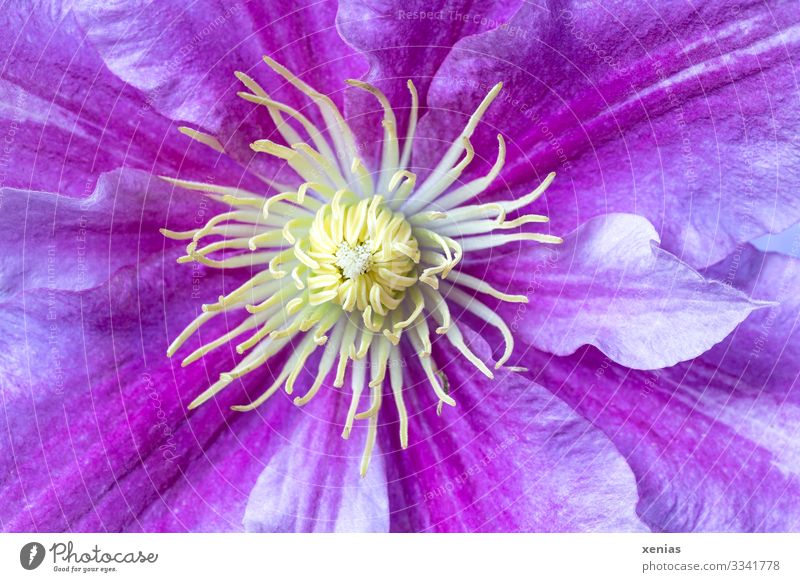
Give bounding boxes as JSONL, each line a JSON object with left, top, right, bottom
{"left": 464, "top": 213, "right": 766, "bottom": 369}
{"left": 132, "top": 393, "right": 301, "bottom": 533}
{"left": 0, "top": 9, "right": 238, "bottom": 197}
{"left": 242, "top": 382, "right": 389, "bottom": 533}
{"left": 0, "top": 250, "right": 273, "bottom": 532}
{"left": 0, "top": 169, "right": 220, "bottom": 300}
{"left": 338, "top": 0, "right": 522, "bottom": 100}
{"left": 74, "top": 1, "right": 368, "bottom": 173}
{"left": 385, "top": 329, "right": 646, "bottom": 532}
{"left": 337, "top": 0, "right": 523, "bottom": 169}
{"left": 415, "top": 0, "right": 800, "bottom": 268}
{"left": 532, "top": 247, "right": 800, "bottom": 531}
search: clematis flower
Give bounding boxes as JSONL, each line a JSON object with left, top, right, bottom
{"left": 1, "top": 0, "right": 798, "bottom": 533}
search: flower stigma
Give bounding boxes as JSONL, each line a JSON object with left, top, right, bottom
{"left": 334, "top": 241, "right": 371, "bottom": 280}
{"left": 162, "top": 57, "right": 560, "bottom": 476}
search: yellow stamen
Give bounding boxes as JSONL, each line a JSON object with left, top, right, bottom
{"left": 163, "top": 62, "right": 561, "bottom": 477}
{"left": 178, "top": 126, "right": 226, "bottom": 154}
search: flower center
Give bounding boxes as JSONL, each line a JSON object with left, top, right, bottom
{"left": 335, "top": 241, "right": 372, "bottom": 279}
{"left": 308, "top": 196, "right": 419, "bottom": 315}
{"left": 162, "top": 57, "right": 560, "bottom": 476}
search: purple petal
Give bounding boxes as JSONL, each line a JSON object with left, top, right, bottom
{"left": 74, "top": 1, "right": 368, "bottom": 172}
{"left": 0, "top": 9, "right": 240, "bottom": 196}
{"left": 529, "top": 247, "right": 800, "bottom": 531}
{"left": 0, "top": 169, "right": 220, "bottom": 300}
{"left": 243, "top": 381, "right": 389, "bottom": 533}
{"left": 414, "top": 0, "right": 800, "bottom": 268}
{"left": 463, "top": 213, "right": 766, "bottom": 369}
{"left": 384, "top": 329, "right": 646, "bottom": 532}
{"left": 338, "top": 0, "right": 522, "bottom": 99}
{"left": 337, "top": 0, "right": 523, "bottom": 168}
{"left": 132, "top": 393, "right": 301, "bottom": 533}
{"left": 0, "top": 252, "right": 276, "bottom": 532}
{"left": 701, "top": 244, "right": 800, "bottom": 411}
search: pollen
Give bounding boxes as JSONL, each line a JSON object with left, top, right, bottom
{"left": 161, "top": 56, "right": 560, "bottom": 476}
{"left": 335, "top": 242, "right": 372, "bottom": 279}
